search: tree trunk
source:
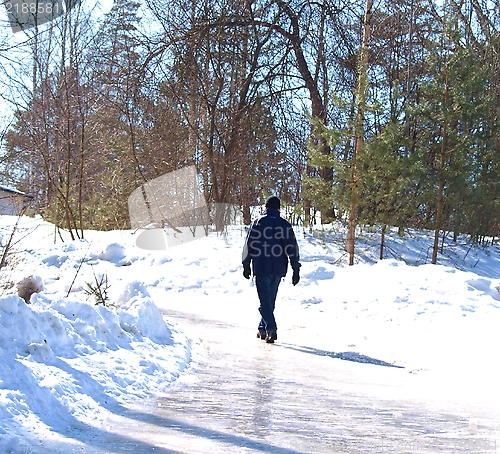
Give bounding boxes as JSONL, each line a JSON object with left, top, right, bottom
{"left": 432, "top": 69, "right": 449, "bottom": 264}
{"left": 380, "top": 224, "right": 386, "bottom": 260}
{"left": 346, "top": 0, "right": 372, "bottom": 266}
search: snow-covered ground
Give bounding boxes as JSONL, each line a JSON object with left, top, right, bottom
{"left": 1, "top": 214, "right": 500, "bottom": 453}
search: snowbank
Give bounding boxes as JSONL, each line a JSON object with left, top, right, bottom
{"left": 0, "top": 258, "right": 191, "bottom": 452}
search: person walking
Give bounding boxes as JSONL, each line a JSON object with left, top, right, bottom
{"left": 242, "top": 196, "right": 301, "bottom": 343}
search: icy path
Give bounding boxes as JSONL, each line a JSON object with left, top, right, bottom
{"left": 37, "top": 291, "right": 498, "bottom": 454}
{"left": 116, "top": 315, "right": 497, "bottom": 454}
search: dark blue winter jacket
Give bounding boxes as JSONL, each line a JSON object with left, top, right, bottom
{"left": 242, "top": 208, "right": 300, "bottom": 277}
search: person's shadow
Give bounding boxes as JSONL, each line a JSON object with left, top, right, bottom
{"left": 277, "top": 343, "right": 404, "bottom": 368}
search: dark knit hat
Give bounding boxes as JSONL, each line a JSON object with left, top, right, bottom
{"left": 265, "top": 196, "right": 281, "bottom": 209}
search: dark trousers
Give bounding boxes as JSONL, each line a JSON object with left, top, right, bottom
{"left": 255, "top": 275, "right": 281, "bottom": 332}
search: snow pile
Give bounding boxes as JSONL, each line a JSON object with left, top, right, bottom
{"left": 0, "top": 288, "right": 189, "bottom": 398}
{"left": 92, "top": 242, "right": 129, "bottom": 265}
{"left": 0, "top": 222, "right": 192, "bottom": 452}
{"left": 114, "top": 281, "right": 173, "bottom": 344}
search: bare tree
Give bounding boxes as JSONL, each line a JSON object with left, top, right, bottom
{"left": 4, "top": 0, "right": 99, "bottom": 238}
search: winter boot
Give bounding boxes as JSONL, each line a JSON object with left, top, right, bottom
{"left": 257, "top": 328, "right": 266, "bottom": 340}
{"left": 265, "top": 329, "right": 277, "bottom": 344}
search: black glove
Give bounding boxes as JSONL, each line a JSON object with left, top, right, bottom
{"left": 292, "top": 269, "right": 300, "bottom": 286}
{"left": 243, "top": 266, "right": 251, "bottom": 279}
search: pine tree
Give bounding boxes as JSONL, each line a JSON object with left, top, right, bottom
{"left": 411, "top": 1, "right": 500, "bottom": 259}
{"left": 86, "top": 0, "right": 145, "bottom": 229}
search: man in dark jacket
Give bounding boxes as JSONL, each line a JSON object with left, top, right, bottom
{"left": 242, "top": 196, "right": 301, "bottom": 343}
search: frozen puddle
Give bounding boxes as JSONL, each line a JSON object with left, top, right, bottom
{"left": 48, "top": 304, "right": 499, "bottom": 454}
